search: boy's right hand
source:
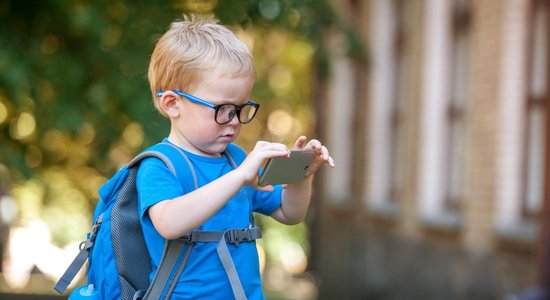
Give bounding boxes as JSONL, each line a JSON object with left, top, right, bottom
{"left": 236, "top": 141, "right": 290, "bottom": 191}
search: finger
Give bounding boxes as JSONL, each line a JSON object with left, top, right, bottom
{"left": 307, "top": 139, "right": 322, "bottom": 150}
{"left": 317, "top": 146, "right": 335, "bottom": 167}
{"left": 294, "top": 136, "right": 308, "bottom": 149}
{"left": 327, "top": 155, "right": 336, "bottom": 168}
{"left": 253, "top": 143, "right": 290, "bottom": 159}
{"left": 269, "top": 143, "right": 290, "bottom": 154}
{"left": 320, "top": 146, "right": 330, "bottom": 160}
{"left": 255, "top": 141, "right": 288, "bottom": 152}
{"left": 263, "top": 149, "right": 291, "bottom": 158}
{"left": 254, "top": 184, "right": 275, "bottom": 192}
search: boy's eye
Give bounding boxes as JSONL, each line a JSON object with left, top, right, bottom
{"left": 218, "top": 105, "right": 234, "bottom": 114}
{"left": 215, "top": 104, "right": 238, "bottom": 124}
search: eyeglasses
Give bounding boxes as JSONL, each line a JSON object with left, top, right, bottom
{"left": 156, "top": 90, "right": 260, "bottom": 125}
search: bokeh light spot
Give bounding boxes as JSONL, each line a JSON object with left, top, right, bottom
{"left": 0, "top": 101, "right": 7, "bottom": 125}
{"left": 12, "top": 112, "right": 36, "bottom": 140}
{"left": 259, "top": 0, "right": 281, "bottom": 20}
{"left": 267, "top": 109, "right": 294, "bottom": 137}
{"left": 122, "top": 122, "right": 144, "bottom": 149}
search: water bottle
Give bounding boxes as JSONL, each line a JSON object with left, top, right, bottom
{"left": 68, "top": 284, "right": 99, "bottom": 300}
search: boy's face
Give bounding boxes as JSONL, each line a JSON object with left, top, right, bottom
{"left": 168, "top": 70, "right": 256, "bottom": 157}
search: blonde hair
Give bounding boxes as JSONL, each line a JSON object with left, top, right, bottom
{"left": 148, "top": 14, "right": 256, "bottom": 115}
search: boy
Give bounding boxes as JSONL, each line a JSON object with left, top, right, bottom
{"left": 139, "top": 14, "right": 335, "bottom": 299}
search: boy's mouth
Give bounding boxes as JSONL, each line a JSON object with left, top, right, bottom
{"left": 220, "top": 133, "right": 235, "bottom": 140}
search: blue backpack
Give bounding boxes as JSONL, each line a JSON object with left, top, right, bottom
{"left": 54, "top": 142, "right": 261, "bottom": 300}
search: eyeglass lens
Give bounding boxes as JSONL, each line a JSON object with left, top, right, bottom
{"left": 216, "top": 104, "right": 257, "bottom": 124}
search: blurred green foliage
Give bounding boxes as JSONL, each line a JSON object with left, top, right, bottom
{"left": 0, "top": 0, "right": 364, "bottom": 265}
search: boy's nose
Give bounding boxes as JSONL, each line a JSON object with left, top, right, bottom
{"left": 227, "top": 112, "right": 241, "bottom": 126}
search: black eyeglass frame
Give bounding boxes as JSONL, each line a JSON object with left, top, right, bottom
{"left": 156, "top": 90, "right": 260, "bottom": 125}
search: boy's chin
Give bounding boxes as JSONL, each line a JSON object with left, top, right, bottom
{"left": 201, "top": 142, "right": 231, "bottom": 156}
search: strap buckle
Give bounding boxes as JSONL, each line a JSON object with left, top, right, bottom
{"left": 179, "top": 234, "right": 190, "bottom": 243}
{"left": 225, "top": 229, "right": 253, "bottom": 247}
{"left": 79, "top": 216, "right": 103, "bottom": 251}
{"left": 179, "top": 232, "right": 195, "bottom": 243}
{"left": 89, "top": 218, "right": 102, "bottom": 242}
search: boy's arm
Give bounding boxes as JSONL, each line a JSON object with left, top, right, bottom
{"left": 270, "top": 177, "right": 313, "bottom": 225}
{"left": 271, "top": 136, "right": 335, "bottom": 225}
{"left": 148, "top": 169, "right": 246, "bottom": 239}
{"left": 148, "top": 142, "right": 291, "bottom": 240}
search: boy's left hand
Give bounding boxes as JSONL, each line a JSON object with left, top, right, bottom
{"left": 293, "top": 136, "right": 335, "bottom": 178}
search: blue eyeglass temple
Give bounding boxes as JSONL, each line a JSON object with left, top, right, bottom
{"left": 156, "top": 90, "right": 256, "bottom": 108}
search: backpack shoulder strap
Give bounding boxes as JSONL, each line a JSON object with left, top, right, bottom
{"left": 222, "top": 143, "right": 245, "bottom": 169}
{"left": 132, "top": 142, "right": 198, "bottom": 190}
{"left": 223, "top": 150, "right": 237, "bottom": 168}
{"left": 136, "top": 142, "right": 200, "bottom": 300}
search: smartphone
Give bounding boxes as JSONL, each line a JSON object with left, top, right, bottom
{"left": 258, "top": 149, "right": 315, "bottom": 186}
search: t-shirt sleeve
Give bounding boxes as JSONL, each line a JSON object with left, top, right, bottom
{"left": 136, "top": 157, "right": 184, "bottom": 217}
{"left": 252, "top": 185, "right": 283, "bottom": 215}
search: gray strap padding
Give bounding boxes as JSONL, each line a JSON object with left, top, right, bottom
{"left": 129, "top": 151, "right": 175, "bottom": 174}
{"left": 113, "top": 149, "right": 188, "bottom": 300}
{"left": 224, "top": 150, "right": 237, "bottom": 168}
{"left": 217, "top": 231, "right": 246, "bottom": 300}
{"left": 142, "top": 240, "right": 193, "bottom": 300}
{"left": 139, "top": 143, "right": 199, "bottom": 300}
{"left": 182, "top": 227, "right": 262, "bottom": 245}
{"left": 111, "top": 167, "right": 154, "bottom": 300}
{"left": 163, "top": 242, "right": 194, "bottom": 299}
{"left": 156, "top": 142, "right": 198, "bottom": 188}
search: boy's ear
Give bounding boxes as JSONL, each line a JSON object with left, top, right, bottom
{"left": 158, "top": 92, "right": 180, "bottom": 118}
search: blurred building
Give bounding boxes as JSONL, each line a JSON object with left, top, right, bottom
{"left": 311, "top": 0, "right": 550, "bottom": 299}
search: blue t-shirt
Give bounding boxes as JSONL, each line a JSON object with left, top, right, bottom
{"left": 136, "top": 141, "right": 283, "bottom": 299}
